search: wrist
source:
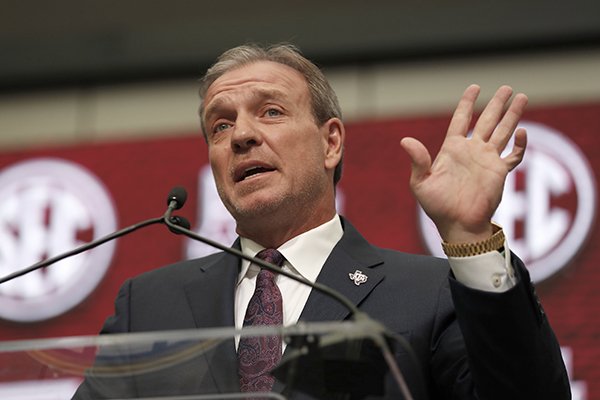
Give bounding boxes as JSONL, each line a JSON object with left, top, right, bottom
{"left": 440, "top": 221, "right": 495, "bottom": 244}
{"left": 441, "top": 223, "right": 505, "bottom": 257}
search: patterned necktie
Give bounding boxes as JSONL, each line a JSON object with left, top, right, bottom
{"left": 238, "top": 248, "right": 285, "bottom": 393}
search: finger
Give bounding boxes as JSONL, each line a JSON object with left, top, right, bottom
{"left": 490, "top": 93, "right": 528, "bottom": 151}
{"left": 400, "top": 137, "right": 432, "bottom": 183}
{"left": 446, "top": 84, "right": 481, "bottom": 138}
{"left": 502, "top": 128, "right": 527, "bottom": 171}
{"left": 472, "top": 85, "right": 514, "bottom": 141}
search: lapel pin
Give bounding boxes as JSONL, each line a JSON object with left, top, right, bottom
{"left": 349, "top": 269, "right": 368, "bottom": 286}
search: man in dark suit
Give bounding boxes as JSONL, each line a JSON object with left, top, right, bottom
{"left": 74, "top": 44, "right": 570, "bottom": 399}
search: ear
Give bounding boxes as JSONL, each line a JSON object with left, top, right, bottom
{"left": 322, "top": 118, "right": 345, "bottom": 172}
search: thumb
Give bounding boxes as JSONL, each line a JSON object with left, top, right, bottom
{"left": 400, "top": 137, "right": 432, "bottom": 182}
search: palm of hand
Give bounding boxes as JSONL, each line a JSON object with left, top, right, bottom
{"left": 401, "top": 85, "right": 528, "bottom": 243}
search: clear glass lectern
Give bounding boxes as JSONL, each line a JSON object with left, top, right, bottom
{"left": 0, "top": 320, "right": 412, "bottom": 400}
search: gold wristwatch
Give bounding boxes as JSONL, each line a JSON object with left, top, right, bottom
{"left": 441, "top": 223, "right": 505, "bottom": 257}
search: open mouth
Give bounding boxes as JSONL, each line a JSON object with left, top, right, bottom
{"left": 235, "top": 165, "right": 276, "bottom": 182}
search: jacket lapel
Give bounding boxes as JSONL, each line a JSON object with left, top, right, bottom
{"left": 299, "top": 218, "right": 385, "bottom": 323}
{"left": 182, "top": 244, "right": 241, "bottom": 394}
{"left": 183, "top": 249, "right": 239, "bottom": 329}
{"left": 274, "top": 219, "right": 386, "bottom": 395}
{"left": 180, "top": 220, "right": 386, "bottom": 396}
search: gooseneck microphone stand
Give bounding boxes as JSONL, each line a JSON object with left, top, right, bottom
{"left": 0, "top": 187, "right": 417, "bottom": 400}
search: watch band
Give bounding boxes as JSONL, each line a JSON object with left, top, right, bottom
{"left": 441, "top": 223, "right": 505, "bottom": 257}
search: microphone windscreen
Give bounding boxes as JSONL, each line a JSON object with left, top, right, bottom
{"left": 167, "top": 187, "right": 188, "bottom": 210}
{"left": 168, "top": 216, "right": 191, "bottom": 234}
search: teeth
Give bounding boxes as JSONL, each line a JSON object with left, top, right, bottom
{"left": 243, "top": 166, "right": 266, "bottom": 179}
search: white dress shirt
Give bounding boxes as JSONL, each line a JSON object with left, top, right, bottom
{"left": 234, "top": 215, "right": 516, "bottom": 349}
{"left": 235, "top": 216, "right": 343, "bottom": 349}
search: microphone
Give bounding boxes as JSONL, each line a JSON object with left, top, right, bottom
{"left": 0, "top": 186, "right": 418, "bottom": 399}
{"left": 3, "top": 185, "right": 355, "bottom": 314}
{"left": 165, "top": 186, "right": 191, "bottom": 234}
{"left": 167, "top": 186, "right": 187, "bottom": 210}
{"left": 168, "top": 216, "right": 191, "bottom": 234}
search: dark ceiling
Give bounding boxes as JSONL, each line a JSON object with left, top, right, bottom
{"left": 2, "top": 0, "right": 599, "bottom": 91}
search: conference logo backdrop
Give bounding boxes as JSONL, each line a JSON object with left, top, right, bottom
{"left": 0, "top": 102, "right": 597, "bottom": 399}
{"left": 418, "top": 121, "right": 596, "bottom": 283}
{"left": 0, "top": 158, "right": 117, "bottom": 322}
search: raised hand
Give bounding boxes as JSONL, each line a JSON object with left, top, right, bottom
{"left": 400, "top": 85, "right": 528, "bottom": 244}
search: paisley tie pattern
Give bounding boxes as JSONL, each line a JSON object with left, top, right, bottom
{"left": 238, "top": 248, "right": 284, "bottom": 393}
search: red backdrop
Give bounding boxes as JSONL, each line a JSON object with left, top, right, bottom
{"left": 0, "top": 102, "right": 598, "bottom": 397}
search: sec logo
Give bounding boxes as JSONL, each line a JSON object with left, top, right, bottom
{"left": 0, "top": 158, "right": 117, "bottom": 322}
{"left": 419, "top": 121, "right": 596, "bottom": 283}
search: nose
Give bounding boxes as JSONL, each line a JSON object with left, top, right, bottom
{"left": 231, "top": 114, "right": 262, "bottom": 152}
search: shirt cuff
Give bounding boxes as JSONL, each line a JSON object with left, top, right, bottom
{"left": 447, "top": 240, "right": 517, "bottom": 293}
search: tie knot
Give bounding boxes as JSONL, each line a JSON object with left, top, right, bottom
{"left": 256, "top": 248, "right": 284, "bottom": 267}
{"left": 255, "top": 248, "right": 284, "bottom": 287}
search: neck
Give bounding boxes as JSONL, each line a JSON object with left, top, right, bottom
{"left": 236, "top": 204, "right": 336, "bottom": 248}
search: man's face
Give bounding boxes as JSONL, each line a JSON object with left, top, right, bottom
{"left": 202, "top": 61, "right": 342, "bottom": 234}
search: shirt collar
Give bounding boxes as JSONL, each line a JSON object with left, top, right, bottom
{"left": 238, "top": 214, "right": 343, "bottom": 284}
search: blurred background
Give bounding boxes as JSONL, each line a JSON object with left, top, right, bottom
{"left": 0, "top": 1, "right": 599, "bottom": 399}
{"left": 1, "top": 0, "right": 600, "bottom": 148}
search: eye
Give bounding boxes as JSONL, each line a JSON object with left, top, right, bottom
{"left": 264, "top": 108, "right": 282, "bottom": 117}
{"left": 213, "top": 122, "right": 232, "bottom": 133}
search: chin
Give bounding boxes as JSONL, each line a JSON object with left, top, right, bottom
{"left": 226, "top": 193, "right": 288, "bottom": 221}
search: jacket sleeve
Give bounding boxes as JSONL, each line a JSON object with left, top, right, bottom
{"left": 99, "top": 279, "right": 133, "bottom": 334}
{"left": 447, "top": 256, "right": 571, "bottom": 399}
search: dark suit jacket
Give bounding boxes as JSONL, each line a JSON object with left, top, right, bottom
{"left": 73, "top": 217, "right": 570, "bottom": 399}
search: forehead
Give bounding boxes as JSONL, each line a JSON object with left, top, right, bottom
{"left": 204, "top": 61, "right": 310, "bottom": 107}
